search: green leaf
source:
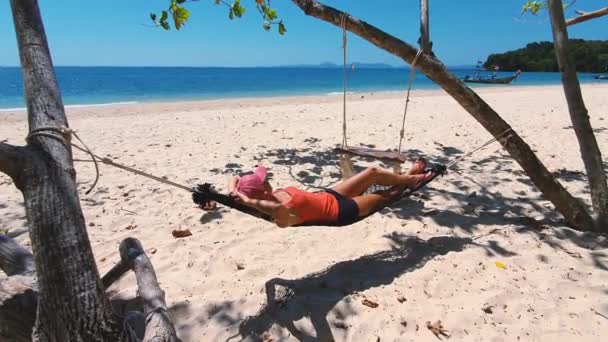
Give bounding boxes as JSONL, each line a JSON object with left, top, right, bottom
{"left": 161, "top": 21, "right": 170, "bottom": 30}
{"left": 150, "top": 13, "right": 157, "bottom": 22}
{"left": 177, "top": 0, "right": 186, "bottom": 3}
{"left": 232, "top": 0, "right": 245, "bottom": 18}
{"left": 278, "top": 21, "right": 286, "bottom": 35}
{"left": 174, "top": 7, "right": 190, "bottom": 22}
{"left": 266, "top": 8, "right": 277, "bottom": 21}
{"left": 228, "top": 8, "right": 234, "bottom": 20}
{"left": 160, "top": 10, "right": 169, "bottom": 22}
{"left": 215, "top": 0, "right": 221, "bottom": 4}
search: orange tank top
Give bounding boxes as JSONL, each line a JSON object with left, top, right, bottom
{"left": 277, "top": 186, "right": 339, "bottom": 224}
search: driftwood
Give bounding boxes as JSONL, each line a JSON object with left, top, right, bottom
{"left": 119, "top": 238, "right": 178, "bottom": 342}
{"left": 0, "top": 276, "right": 37, "bottom": 342}
{"left": 0, "top": 235, "right": 37, "bottom": 342}
{"left": 0, "top": 235, "right": 35, "bottom": 277}
{"left": 1, "top": 235, "right": 178, "bottom": 341}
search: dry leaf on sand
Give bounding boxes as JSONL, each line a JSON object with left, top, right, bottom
{"left": 172, "top": 229, "right": 192, "bottom": 238}
{"left": 426, "top": 320, "right": 450, "bottom": 340}
{"left": 362, "top": 299, "right": 379, "bottom": 308}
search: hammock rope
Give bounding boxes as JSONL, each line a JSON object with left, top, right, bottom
{"left": 339, "top": 12, "right": 424, "bottom": 158}
{"left": 26, "top": 125, "right": 513, "bottom": 226}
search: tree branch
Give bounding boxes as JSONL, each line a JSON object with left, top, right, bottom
{"left": 101, "top": 260, "right": 131, "bottom": 290}
{"left": 566, "top": 7, "right": 608, "bottom": 26}
{"left": 0, "top": 236, "right": 35, "bottom": 277}
{"left": 119, "top": 238, "right": 178, "bottom": 342}
{"left": 290, "top": 0, "right": 595, "bottom": 230}
{"left": 0, "top": 143, "right": 27, "bottom": 188}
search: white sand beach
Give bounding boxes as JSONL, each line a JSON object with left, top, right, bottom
{"left": 1, "top": 84, "right": 607, "bottom": 341}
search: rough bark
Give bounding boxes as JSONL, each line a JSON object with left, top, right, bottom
{"left": 419, "top": 0, "right": 432, "bottom": 54}
{"left": 548, "top": 0, "right": 608, "bottom": 231}
{"left": 119, "top": 238, "right": 178, "bottom": 342}
{"left": 290, "top": 0, "right": 595, "bottom": 230}
{"left": 0, "top": 143, "right": 28, "bottom": 189}
{"left": 10, "top": 0, "right": 132, "bottom": 340}
{"left": 567, "top": 7, "right": 608, "bottom": 26}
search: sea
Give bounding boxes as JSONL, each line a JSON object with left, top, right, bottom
{"left": 0, "top": 66, "right": 604, "bottom": 110}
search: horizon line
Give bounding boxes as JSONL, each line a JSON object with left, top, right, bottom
{"left": 0, "top": 63, "right": 477, "bottom": 69}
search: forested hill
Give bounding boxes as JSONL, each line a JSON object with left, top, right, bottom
{"left": 484, "top": 39, "right": 608, "bottom": 72}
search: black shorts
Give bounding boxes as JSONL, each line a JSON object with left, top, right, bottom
{"left": 324, "top": 189, "right": 360, "bottom": 226}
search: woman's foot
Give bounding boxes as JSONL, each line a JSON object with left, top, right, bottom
{"left": 410, "top": 170, "right": 435, "bottom": 189}
{"left": 405, "top": 158, "right": 427, "bottom": 175}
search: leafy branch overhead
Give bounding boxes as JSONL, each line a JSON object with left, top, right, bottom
{"left": 150, "top": 0, "right": 286, "bottom": 34}
{"left": 522, "top": 1, "right": 608, "bottom": 26}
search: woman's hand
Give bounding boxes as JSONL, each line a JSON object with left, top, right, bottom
{"left": 199, "top": 201, "right": 217, "bottom": 211}
{"left": 232, "top": 186, "right": 252, "bottom": 204}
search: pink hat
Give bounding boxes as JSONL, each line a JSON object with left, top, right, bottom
{"left": 237, "top": 166, "right": 268, "bottom": 197}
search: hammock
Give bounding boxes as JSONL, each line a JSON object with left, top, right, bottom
{"left": 191, "top": 164, "right": 447, "bottom": 227}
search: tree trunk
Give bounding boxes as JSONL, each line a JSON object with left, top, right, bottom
{"left": 419, "top": 0, "right": 432, "bottom": 54}
{"left": 10, "top": 0, "right": 132, "bottom": 340}
{"left": 548, "top": 0, "right": 608, "bottom": 231}
{"left": 290, "top": 0, "right": 595, "bottom": 231}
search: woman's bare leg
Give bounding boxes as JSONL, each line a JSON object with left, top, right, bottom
{"left": 352, "top": 186, "right": 406, "bottom": 217}
{"left": 332, "top": 160, "right": 427, "bottom": 198}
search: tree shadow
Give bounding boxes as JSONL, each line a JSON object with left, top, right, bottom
{"left": 562, "top": 125, "right": 607, "bottom": 134}
{"left": 204, "top": 233, "right": 488, "bottom": 341}
{"left": 251, "top": 140, "right": 607, "bottom": 268}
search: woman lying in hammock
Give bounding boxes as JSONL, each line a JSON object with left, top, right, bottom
{"left": 201, "top": 159, "right": 437, "bottom": 227}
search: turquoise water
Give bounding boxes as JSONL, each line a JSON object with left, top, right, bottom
{"left": 0, "top": 66, "right": 604, "bottom": 109}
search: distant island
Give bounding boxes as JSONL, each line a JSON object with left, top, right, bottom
{"left": 483, "top": 39, "right": 608, "bottom": 73}
{"left": 286, "top": 62, "right": 397, "bottom": 69}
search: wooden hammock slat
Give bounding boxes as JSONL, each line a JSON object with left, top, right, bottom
{"left": 335, "top": 146, "right": 407, "bottom": 163}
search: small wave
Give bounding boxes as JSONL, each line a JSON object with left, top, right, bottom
{"left": 0, "top": 101, "right": 138, "bottom": 112}
{"left": 326, "top": 91, "right": 354, "bottom": 96}
{"left": 0, "top": 107, "right": 26, "bottom": 112}
{"left": 65, "top": 101, "right": 138, "bottom": 108}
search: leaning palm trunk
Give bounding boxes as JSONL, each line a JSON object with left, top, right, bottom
{"left": 290, "top": 0, "right": 595, "bottom": 231}
{"left": 547, "top": 0, "right": 608, "bottom": 231}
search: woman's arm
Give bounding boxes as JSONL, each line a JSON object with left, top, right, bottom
{"left": 227, "top": 176, "right": 239, "bottom": 194}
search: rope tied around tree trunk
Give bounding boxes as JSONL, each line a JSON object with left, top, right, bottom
{"left": 27, "top": 125, "right": 101, "bottom": 194}
{"left": 26, "top": 125, "right": 193, "bottom": 195}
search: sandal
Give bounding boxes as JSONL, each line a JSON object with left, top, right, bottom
{"left": 412, "top": 170, "right": 435, "bottom": 189}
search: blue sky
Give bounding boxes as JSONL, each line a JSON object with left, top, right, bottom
{"left": 0, "top": 0, "right": 606, "bottom": 67}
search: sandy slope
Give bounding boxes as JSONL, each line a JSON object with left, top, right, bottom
{"left": 1, "top": 84, "right": 607, "bottom": 341}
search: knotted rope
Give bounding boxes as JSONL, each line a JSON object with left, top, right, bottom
{"left": 397, "top": 49, "right": 423, "bottom": 155}
{"left": 340, "top": 12, "right": 349, "bottom": 148}
{"left": 26, "top": 125, "right": 192, "bottom": 195}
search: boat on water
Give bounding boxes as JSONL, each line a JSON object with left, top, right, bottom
{"left": 463, "top": 70, "right": 522, "bottom": 84}
{"left": 595, "top": 74, "right": 608, "bottom": 80}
